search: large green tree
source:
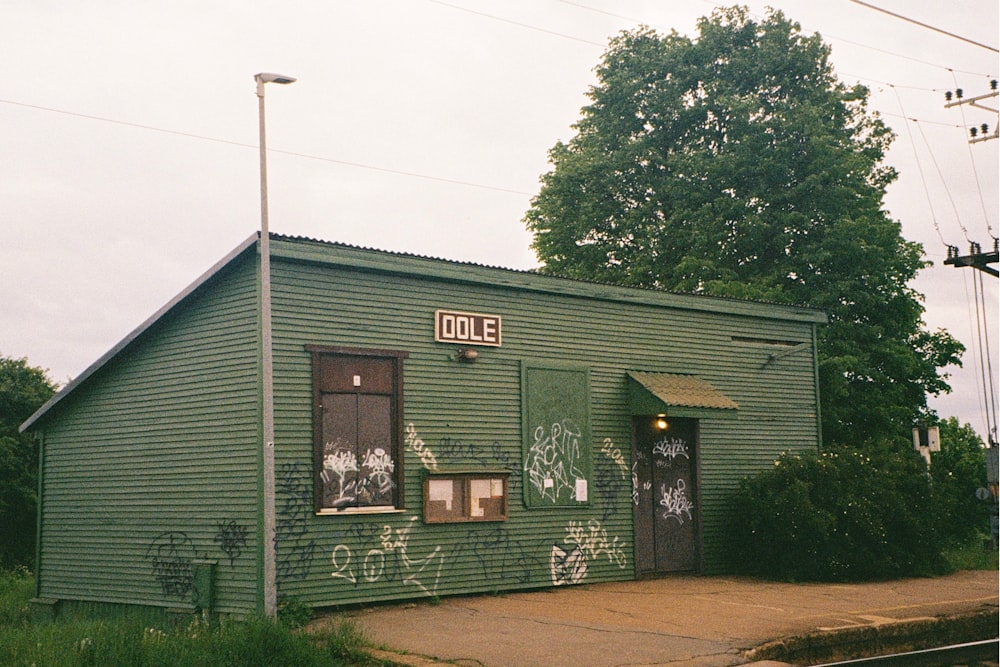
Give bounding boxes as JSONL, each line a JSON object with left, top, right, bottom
{"left": 0, "top": 355, "right": 57, "bottom": 569}
{"left": 524, "top": 7, "right": 962, "bottom": 446}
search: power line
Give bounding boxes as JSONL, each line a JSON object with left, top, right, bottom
{"left": 890, "top": 87, "right": 949, "bottom": 247}
{"left": 0, "top": 98, "right": 533, "bottom": 197}
{"left": 848, "top": 0, "right": 999, "bottom": 53}
{"left": 427, "top": 0, "right": 605, "bottom": 46}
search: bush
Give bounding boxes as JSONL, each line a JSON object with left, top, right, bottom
{"left": 729, "top": 447, "right": 949, "bottom": 581}
{"left": 929, "top": 418, "right": 990, "bottom": 545}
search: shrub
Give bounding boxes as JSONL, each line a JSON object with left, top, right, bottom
{"left": 729, "top": 447, "right": 949, "bottom": 581}
{"left": 929, "top": 418, "right": 990, "bottom": 545}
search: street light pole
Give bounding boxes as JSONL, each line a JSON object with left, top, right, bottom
{"left": 255, "top": 71, "right": 295, "bottom": 620}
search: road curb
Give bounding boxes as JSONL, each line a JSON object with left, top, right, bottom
{"left": 743, "top": 606, "right": 999, "bottom": 665}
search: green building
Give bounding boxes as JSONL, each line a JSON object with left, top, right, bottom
{"left": 21, "top": 233, "right": 826, "bottom": 619}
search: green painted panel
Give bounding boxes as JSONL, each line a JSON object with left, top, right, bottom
{"left": 520, "top": 363, "right": 592, "bottom": 508}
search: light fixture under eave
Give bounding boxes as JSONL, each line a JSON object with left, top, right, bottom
{"left": 655, "top": 414, "right": 669, "bottom": 430}
{"left": 457, "top": 348, "right": 479, "bottom": 362}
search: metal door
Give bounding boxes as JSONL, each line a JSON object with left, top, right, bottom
{"left": 633, "top": 417, "right": 698, "bottom": 574}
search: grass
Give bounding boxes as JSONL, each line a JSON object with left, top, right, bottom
{"left": 942, "top": 532, "right": 1000, "bottom": 572}
{"left": 0, "top": 568, "right": 395, "bottom": 667}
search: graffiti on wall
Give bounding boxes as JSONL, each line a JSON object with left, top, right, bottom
{"left": 276, "top": 462, "right": 318, "bottom": 582}
{"left": 456, "top": 524, "right": 540, "bottom": 586}
{"left": 659, "top": 479, "right": 694, "bottom": 524}
{"left": 438, "top": 437, "right": 514, "bottom": 471}
{"left": 551, "top": 519, "right": 628, "bottom": 586}
{"left": 330, "top": 516, "right": 445, "bottom": 596}
{"left": 524, "top": 420, "right": 585, "bottom": 503}
{"left": 601, "top": 438, "right": 628, "bottom": 478}
{"left": 146, "top": 531, "right": 197, "bottom": 598}
{"left": 214, "top": 519, "right": 249, "bottom": 567}
{"left": 320, "top": 441, "right": 397, "bottom": 508}
{"left": 653, "top": 437, "right": 689, "bottom": 465}
{"left": 595, "top": 438, "right": 629, "bottom": 521}
{"left": 321, "top": 447, "right": 358, "bottom": 506}
{"left": 405, "top": 423, "right": 439, "bottom": 471}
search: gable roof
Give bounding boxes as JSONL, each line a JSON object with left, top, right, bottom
{"left": 20, "top": 234, "right": 259, "bottom": 432}
{"left": 21, "top": 232, "right": 825, "bottom": 432}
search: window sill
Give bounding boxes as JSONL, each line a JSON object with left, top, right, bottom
{"left": 315, "top": 507, "right": 406, "bottom": 517}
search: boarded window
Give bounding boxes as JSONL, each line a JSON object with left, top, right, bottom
{"left": 309, "top": 346, "right": 407, "bottom": 512}
{"left": 521, "top": 363, "right": 591, "bottom": 508}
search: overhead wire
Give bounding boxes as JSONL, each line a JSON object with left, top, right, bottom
{"left": 911, "top": 119, "right": 973, "bottom": 243}
{"left": 847, "top": 0, "right": 998, "bottom": 53}
{"left": 972, "top": 269, "right": 999, "bottom": 444}
{"left": 427, "top": 0, "right": 605, "bottom": 46}
{"left": 0, "top": 98, "right": 533, "bottom": 197}
{"left": 889, "top": 86, "right": 950, "bottom": 248}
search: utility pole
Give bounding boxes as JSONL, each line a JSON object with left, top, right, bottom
{"left": 944, "top": 240, "right": 999, "bottom": 277}
{"left": 944, "top": 80, "right": 999, "bottom": 143}
{"left": 942, "top": 82, "right": 999, "bottom": 277}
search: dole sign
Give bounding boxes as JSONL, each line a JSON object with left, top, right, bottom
{"left": 435, "top": 310, "right": 502, "bottom": 347}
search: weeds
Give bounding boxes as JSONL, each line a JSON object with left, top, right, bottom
{"left": 943, "top": 532, "right": 999, "bottom": 572}
{"left": 0, "top": 569, "right": 393, "bottom": 666}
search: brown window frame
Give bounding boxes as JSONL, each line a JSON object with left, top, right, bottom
{"left": 307, "top": 345, "right": 408, "bottom": 514}
{"left": 422, "top": 472, "right": 509, "bottom": 524}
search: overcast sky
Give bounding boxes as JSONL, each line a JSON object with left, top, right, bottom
{"left": 3, "top": 1, "right": 997, "bottom": 440}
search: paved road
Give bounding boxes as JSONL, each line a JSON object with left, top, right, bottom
{"left": 317, "top": 570, "right": 998, "bottom": 667}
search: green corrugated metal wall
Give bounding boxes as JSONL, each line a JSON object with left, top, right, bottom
{"left": 30, "top": 235, "right": 822, "bottom": 617}
{"left": 35, "top": 258, "right": 261, "bottom": 616}
{"left": 269, "top": 239, "right": 822, "bottom": 607}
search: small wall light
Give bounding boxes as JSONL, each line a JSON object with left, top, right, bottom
{"left": 456, "top": 348, "right": 479, "bottom": 362}
{"left": 655, "top": 414, "right": 669, "bottom": 430}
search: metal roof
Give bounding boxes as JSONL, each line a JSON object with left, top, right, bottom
{"left": 627, "top": 371, "right": 739, "bottom": 411}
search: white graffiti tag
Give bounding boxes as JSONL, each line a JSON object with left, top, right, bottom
{"left": 524, "top": 420, "right": 585, "bottom": 502}
{"left": 659, "top": 479, "right": 694, "bottom": 524}
{"left": 361, "top": 447, "right": 395, "bottom": 495}
{"left": 601, "top": 438, "right": 629, "bottom": 479}
{"left": 550, "top": 545, "right": 587, "bottom": 586}
{"left": 331, "top": 517, "right": 444, "bottom": 597}
{"left": 551, "top": 519, "right": 628, "bottom": 586}
{"left": 653, "top": 438, "right": 689, "bottom": 463}
{"left": 405, "top": 423, "right": 438, "bottom": 471}
{"left": 564, "top": 519, "right": 628, "bottom": 569}
{"left": 322, "top": 447, "right": 359, "bottom": 505}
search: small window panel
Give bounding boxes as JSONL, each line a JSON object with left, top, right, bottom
{"left": 423, "top": 473, "right": 509, "bottom": 523}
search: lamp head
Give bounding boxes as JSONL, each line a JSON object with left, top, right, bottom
{"left": 255, "top": 72, "right": 297, "bottom": 85}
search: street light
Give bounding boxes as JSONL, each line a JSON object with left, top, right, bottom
{"left": 255, "top": 71, "right": 295, "bottom": 620}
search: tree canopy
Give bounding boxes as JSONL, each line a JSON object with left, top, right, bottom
{"left": 0, "top": 355, "right": 57, "bottom": 568}
{"left": 524, "top": 7, "right": 962, "bottom": 446}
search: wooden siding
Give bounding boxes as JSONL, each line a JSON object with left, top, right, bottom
{"left": 269, "top": 246, "right": 821, "bottom": 607}
{"left": 35, "top": 259, "right": 261, "bottom": 616}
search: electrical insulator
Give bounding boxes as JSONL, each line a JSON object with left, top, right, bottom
{"left": 992, "top": 80, "right": 998, "bottom": 91}
{"left": 956, "top": 88, "right": 964, "bottom": 98}
{"left": 982, "top": 124, "right": 990, "bottom": 135}
{"left": 945, "top": 90, "right": 953, "bottom": 101}
{"left": 970, "top": 127, "right": 978, "bottom": 138}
